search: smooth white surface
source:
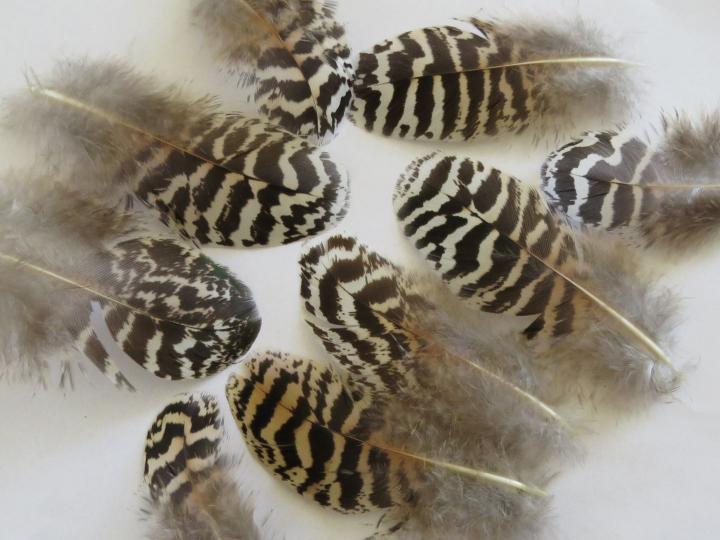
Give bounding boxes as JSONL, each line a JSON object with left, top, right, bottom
{"left": 0, "top": 1, "right": 719, "bottom": 538}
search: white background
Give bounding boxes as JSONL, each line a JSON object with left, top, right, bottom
{"left": 1, "top": 0, "right": 719, "bottom": 538}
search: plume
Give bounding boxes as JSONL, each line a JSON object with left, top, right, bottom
{"left": 227, "top": 351, "right": 554, "bottom": 539}
{"left": 191, "top": 0, "right": 354, "bottom": 142}
{"left": 143, "top": 393, "right": 260, "bottom": 540}
{"left": 542, "top": 110, "right": 720, "bottom": 252}
{"left": 4, "top": 59, "right": 350, "bottom": 247}
{"left": 300, "top": 234, "right": 573, "bottom": 452}
{"left": 394, "top": 153, "right": 681, "bottom": 406}
{"left": 0, "top": 174, "right": 260, "bottom": 389}
{"left": 351, "top": 16, "right": 634, "bottom": 142}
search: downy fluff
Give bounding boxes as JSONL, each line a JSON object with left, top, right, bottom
{"left": 192, "top": 0, "right": 354, "bottom": 142}
{"left": 351, "top": 15, "right": 635, "bottom": 142}
{"left": 143, "top": 393, "right": 260, "bottom": 540}
{"left": 542, "top": 110, "right": 720, "bottom": 253}
{"left": 4, "top": 58, "right": 349, "bottom": 247}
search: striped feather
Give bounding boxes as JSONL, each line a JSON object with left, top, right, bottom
{"left": 192, "top": 0, "right": 354, "bottom": 142}
{"left": 394, "top": 153, "right": 680, "bottom": 402}
{"left": 542, "top": 112, "right": 720, "bottom": 252}
{"left": 351, "top": 17, "right": 633, "bottom": 141}
{"left": 143, "top": 393, "right": 260, "bottom": 540}
{"left": 227, "top": 352, "right": 551, "bottom": 538}
{"left": 6, "top": 59, "right": 349, "bottom": 247}
{"left": 0, "top": 177, "right": 260, "bottom": 389}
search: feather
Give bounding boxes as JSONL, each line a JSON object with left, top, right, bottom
{"left": 0, "top": 174, "right": 260, "bottom": 389}
{"left": 299, "top": 234, "right": 573, "bottom": 442}
{"left": 351, "top": 16, "right": 634, "bottom": 142}
{"left": 3, "top": 59, "right": 350, "bottom": 247}
{"left": 191, "top": 0, "right": 354, "bottom": 142}
{"left": 227, "top": 351, "right": 553, "bottom": 540}
{"left": 542, "top": 111, "right": 720, "bottom": 252}
{"left": 394, "top": 153, "right": 681, "bottom": 405}
{"left": 143, "top": 393, "right": 260, "bottom": 540}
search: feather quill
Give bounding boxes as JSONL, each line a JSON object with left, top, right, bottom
{"left": 143, "top": 393, "right": 260, "bottom": 540}
{"left": 4, "top": 59, "right": 349, "bottom": 247}
{"left": 351, "top": 16, "right": 634, "bottom": 142}
{"left": 542, "top": 111, "right": 720, "bottom": 252}
{"left": 0, "top": 174, "right": 260, "bottom": 389}
{"left": 191, "top": 0, "right": 354, "bottom": 142}
{"left": 227, "top": 351, "right": 553, "bottom": 540}
{"left": 394, "top": 153, "right": 680, "bottom": 406}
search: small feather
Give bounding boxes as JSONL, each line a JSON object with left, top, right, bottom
{"left": 143, "top": 393, "right": 260, "bottom": 540}
{"left": 351, "top": 15, "right": 634, "bottom": 142}
{"left": 542, "top": 111, "right": 720, "bottom": 253}
{"left": 394, "top": 153, "right": 680, "bottom": 406}
{"left": 3, "top": 58, "right": 350, "bottom": 247}
{"left": 192, "top": 0, "right": 354, "bottom": 142}
{"left": 0, "top": 173, "right": 260, "bottom": 388}
{"left": 227, "top": 352, "right": 553, "bottom": 539}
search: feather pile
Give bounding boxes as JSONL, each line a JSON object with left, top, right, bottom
{"left": 351, "top": 15, "right": 634, "bottom": 141}
{"left": 4, "top": 59, "right": 350, "bottom": 247}
{"left": 0, "top": 174, "right": 260, "bottom": 389}
{"left": 394, "top": 153, "right": 681, "bottom": 407}
{"left": 143, "top": 393, "right": 260, "bottom": 540}
{"left": 192, "top": 0, "right": 354, "bottom": 142}
{"left": 542, "top": 110, "right": 720, "bottom": 252}
{"left": 223, "top": 232, "right": 586, "bottom": 539}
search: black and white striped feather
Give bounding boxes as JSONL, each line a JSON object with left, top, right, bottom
{"left": 143, "top": 393, "right": 260, "bottom": 540}
{"left": 542, "top": 111, "right": 720, "bottom": 252}
{"left": 227, "top": 351, "right": 553, "bottom": 540}
{"left": 351, "top": 16, "right": 634, "bottom": 142}
{"left": 4, "top": 59, "right": 349, "bottom": 247}
{"left": 192, "top": 0, "right": 354, "bottom": 143}
{"left": 0, "top": 175, "right": 260, "bottom": 389}
{"left": 394, "top": 153, "right": 680, "bottom": 405}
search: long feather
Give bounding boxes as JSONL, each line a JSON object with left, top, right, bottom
{"left": 4, "top": 59, "right": 350, "bottom": 247}
{"left": 191, "top": 0, "right": 354, "bottom": 142}
{"left": 394, "top": 153, "right": 680, "bottom": 405}
{"left": 143, "top": 393, "right": 260, "bottom": 540}
{"left": 542, "top": 111, "right": 720, "bottom": 252}
{"left": 227, "top": 351, "right": 553, "bottom": 539}
{"left": 351, "top": 16, "right": 634, "bottom": 141}
{"left": 0, "top": 174, "right": 260, "bottom": 389}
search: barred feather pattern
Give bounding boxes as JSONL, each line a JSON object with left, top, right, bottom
{"left": 226, "top": 352, "right": 415, "bottom": 513}
{"left": 228, "top": 352, "right": 553, "bottom": 539}
{"left": 5, "top": 59, "right": 350, "bottom": 247}
{"left": 133, "top": 114, "right": 350, "bottom": 247}
{"left": 0, "top": 178, "right": 260, "bottom": 388}
{"left": 394, "top": 152, "right": 584, "bottom": 339}
{"left": 192, "top": 0, "right": 354, "bottom": 142}
{"left": 300, "top": 235, "right": 429, "bottom": 393}
{"left": 351, "top": 17, "right": 632, "bottom": 141}
{"left": 143, "top": 394, "right": 260, "bottom": 540}
{"left": 542, "top": 114, "right": 720, "bottom": 251}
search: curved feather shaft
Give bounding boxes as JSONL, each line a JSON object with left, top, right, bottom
{"left": 28, "top": 86, "right": 234, "bottom": 175}
{"left": 564, "top": 172, "right": 720, "bottom": 190}
{"left": 453, "top": 190, "right": 677, "bottom": 373}
{"left": 0, "top": 252, "right": 219, "bottom": 332}
{"left": 233, "top": 0, "right": 322, "bottom": 130}
{"left": 360, "top": 56, "right": 636, "bottom": 87}
{"left": 250, "top": 375, "right": 547, "bottom": 497}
